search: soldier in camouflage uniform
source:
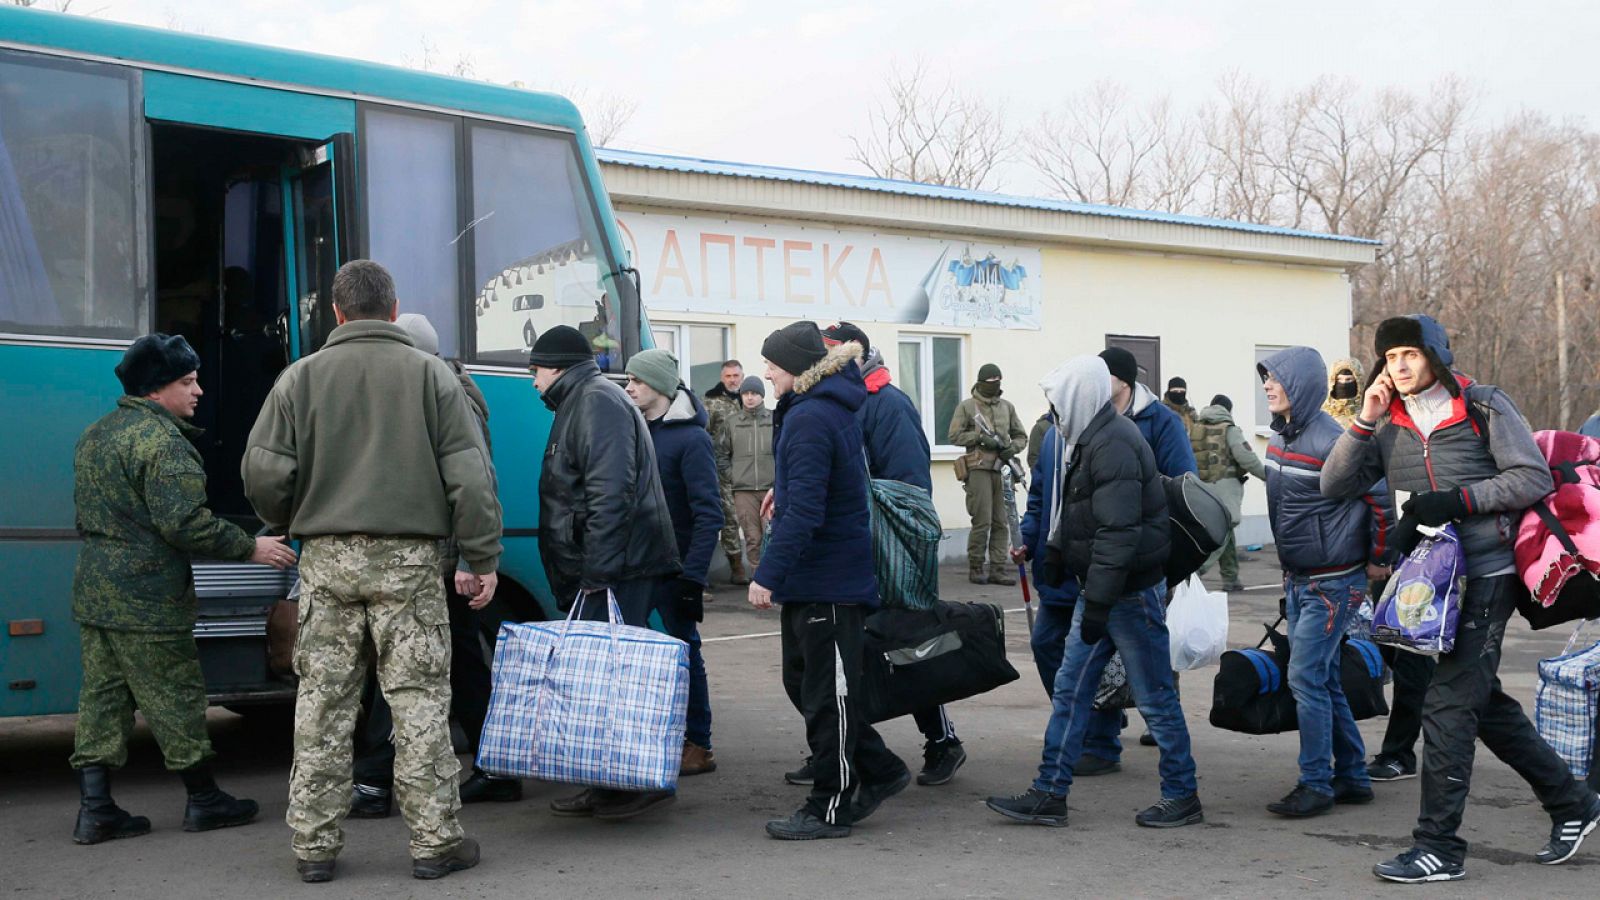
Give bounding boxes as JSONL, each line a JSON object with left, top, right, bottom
{"left": 703, "top": 360, "right": 749, "bottom": 584}
{"left": 70, "top": 334, "right": 293, "bottom": 845}
{"left": 244, "top": 261, "right": 502, "bottom": 884}
{"left": 1188, "top": 394, "right": 1265, "bottom": 592}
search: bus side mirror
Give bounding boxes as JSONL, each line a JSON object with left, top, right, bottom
{"left": 512, "top": 294, "right": 545, "bottom": 312}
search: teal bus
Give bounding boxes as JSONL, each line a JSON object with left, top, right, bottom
{"left": 0, "top": 7, "right": 645, "bottom": 718}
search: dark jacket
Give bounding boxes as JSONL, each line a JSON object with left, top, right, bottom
{"left": 1127, "top": 383, "right": 1199, "bottom": 477}
{"left": 1021, "top": 423, "right": 1079, "bottom": 608}
{"left": 647, "top": 387, "right": 725, "bottom": 586}
{"left": 1047, "top": 403, "right": 1169, "bottom": 610}
{"left": 1257, "top": 347, "right": 1394, "bottom": 577}
{"left": 859, "top": 351, "right": 932, "bottom": 493}
{"left": 537, "top": 360, "right": 680, "bottom": 601}
{"left": 753, "top": 344, "right": 877, "bottom": 606}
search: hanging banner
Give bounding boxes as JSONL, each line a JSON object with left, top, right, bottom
{"left": 617, "top": 212, "right": 1042, "bottom": 330}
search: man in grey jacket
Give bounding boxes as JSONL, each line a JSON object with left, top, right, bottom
{"left": 1322, "top": 314, "right": 1600, "bottom": 884}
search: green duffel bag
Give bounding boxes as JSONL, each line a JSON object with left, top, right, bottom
{"left": 869, "top": 477, "right": 943, "bottom": 611}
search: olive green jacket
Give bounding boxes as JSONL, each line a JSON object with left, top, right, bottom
{"left": 719, "top": 404, "right": 775, "bottom": 491}
{"left": 73, "top": 397, "right": 256, "bottom": 632}
{"left": 948, "top": 391, "right": 1027, "bottom": 472}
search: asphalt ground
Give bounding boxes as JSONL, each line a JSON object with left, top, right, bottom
{"left": 4, "top": 547, "right": 1598, "bottom": 899}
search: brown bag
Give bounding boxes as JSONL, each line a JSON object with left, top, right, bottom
{"left": 266, "top": 599, "right": 298, "bottom": 678}
{"left": 952, "top": 453, "right": 969, "bottom": 482}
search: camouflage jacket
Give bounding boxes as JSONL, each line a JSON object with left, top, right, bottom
{"left": 73, "top": 397, "right": 255, "bottom": 632}
{"left": 702, "top": 385, "right": 740, "bottom": 477}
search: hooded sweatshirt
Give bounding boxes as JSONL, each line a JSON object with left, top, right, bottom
{"left": 1322, "top": 356, "right": 1366, "bottom": 428}
{"left": 646, "top": 387, "right": 725, "bottom": 585}
{"left": 1125, "top": 381, "right": 1199, "bottom": 477}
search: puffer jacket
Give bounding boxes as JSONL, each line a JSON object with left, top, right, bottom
{"left": 859, "top": 350, "right": 932, "bottom": 493}
{"left": 721, "top": 403, "right": 775, "bottom": 492}
{"left": 753, "top": 342, "right": 877, "bottom": 606}
{"left": 1020, "top": 422, "right": 1079, "bottom": 608}
{"left": 1127, "top": 382, "right": 1198, "bottom": 477}
{"left": 537, "top": 359, "right": 680, "bottom": 601}
{"left": 1258, "top": 347, "right": 1394, "bottom": 577}
{"left": 647, "top": 387, "right": 724, "bottom": 586}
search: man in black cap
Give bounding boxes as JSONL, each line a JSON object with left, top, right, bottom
{"left": 528, "top": 324, "right": 684, "bottom": 821}
{"left": 949, "top": 363, "right": 1028, "bottom": 584}
{"left": 69, "top": 334, "right": 292, "bottom": 845}
{"left": 1164, "top": 376, "right": 1197, "bottom": 428}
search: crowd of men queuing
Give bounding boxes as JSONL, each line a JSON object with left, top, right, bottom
{"left": 64, "top": 257, "right": 1600, "bottom": 885}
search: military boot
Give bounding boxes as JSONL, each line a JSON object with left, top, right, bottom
{"left": 968, "top": 565, "right": 989, "bottom": 585}
{"left": 72, "top": 766, "right": 151, "bottom": 845}
{"left": 179, "top": 764, "right": 260, "bottom": 832}
{"left": 988, "top": 565, "right": 1017, "bottom": 586}
{"left": 728, "top": 554, "right": 751, "bottom": 586}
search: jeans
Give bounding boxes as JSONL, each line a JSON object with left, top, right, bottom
{"left": 654, "top": 581, "right": 712, "bottom": 750}
{"left": 1030, "top": 601, "right": 1127, "bottom": 762}
{"left": 1033, "top": 585, "right": 1197, "bottom": 799}
{"left": 1284, "top": 570, "right": 1369, "bottom": 795}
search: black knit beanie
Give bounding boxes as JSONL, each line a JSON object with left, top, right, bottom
{"left": 977, "top": 363, "right": 1003, "bottom": 381}
{"left": 762, "top": 321, "right": 827, "bottom": 376}
{"left": 528, "top": 325, "right": 593, "bottom": 368}
{"left": 116, "top": 334, "right": 200, "bottom": 396}
{"left": 1211, "top": 394, "right": 1232, "bottom": 412}
{"left": 1098, "top": 347, "right": 1138, "bottom": 388}
{"left": 1168, "top": 376, "right": 1187, "bottom": 391}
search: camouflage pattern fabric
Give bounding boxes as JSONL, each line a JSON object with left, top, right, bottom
{"left": 70, "top": 625, "right": 213, "bottom": 771}
{"left": 704, "top": 393, "right": 744, "bottom": 557}
{"left": 287, "top": 536, "right": 464, "bottom": 863}
{"left": 72, "top": 397, "right": 255, "bottom": 633}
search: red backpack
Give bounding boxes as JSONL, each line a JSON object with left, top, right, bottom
{"left": 1514, "top": 430, "right": 1600, "bottom": 629}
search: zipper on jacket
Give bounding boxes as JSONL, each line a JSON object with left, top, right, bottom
{"left": 1422, "top": 437, "right": 1438, "bottom": 490}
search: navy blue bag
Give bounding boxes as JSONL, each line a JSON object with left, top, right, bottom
{"left": 1210, "top": 615, "right": 1389, "bottom": 735}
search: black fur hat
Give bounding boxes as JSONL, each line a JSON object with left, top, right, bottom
{"left": 115, "top": 334, "right": 200, "bottom": 396}
{"left": 1372, "top": 314, "right": 1458, "bottom": 396}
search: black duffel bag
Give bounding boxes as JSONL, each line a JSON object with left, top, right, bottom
{"left": 861, "top": 601, "right": 1019, "bottom": 724}
{"left": 1209, "top": 616, "right": 1389, "bottom": 735}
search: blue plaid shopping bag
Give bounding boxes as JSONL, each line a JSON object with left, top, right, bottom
{"left": 476, "top": 590, "right": 689, "bottom": 791}
{"left": 1536, "top": 620, "right": 1600, "bottom": 779}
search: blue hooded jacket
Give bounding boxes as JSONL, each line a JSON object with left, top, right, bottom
{"left": 858, "top": 350, "right": 933, "bottom": 493}
{"left": 1126, "top": 382, "right": 1198, "bottom": 477}
{"left": 646, "top": 386, "right": 724, "bottom": 585}
{"left": 1020, "top": 423, "right": 1079, "bottom": 607}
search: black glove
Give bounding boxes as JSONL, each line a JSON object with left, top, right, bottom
{"left": 980, "top": 435, "right": 1004, "bottom": 452}
{"left": 678, "top": 578, "right": 705, "bottom": 623}
{"left": 1404, "top": 489, "right": 1468, "bottom": 528}
{"left": 1393, "top": 515, "right": 1423, "bottom": 556}
{"left": 998, "top": 446, "right": 1016, "bottom": 461}
{"left": 1079, "top": 602, "right": 1109, "bottom": 645}
{"left": 1041, "top": 545, "right": 1066, "bottom": 587}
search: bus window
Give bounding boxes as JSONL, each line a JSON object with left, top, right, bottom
{"left": 466, "top": 124, "right": 617, "bottom": 370}
{"left": 0, "top": 51, "right": 143, "bottom": 338}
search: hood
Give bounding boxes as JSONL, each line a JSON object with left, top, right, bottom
{"left": 654, "top": 385, "right": 708, "bottom": 429}
{"left": 1372, "top": 313, "right": 1459, "bottom": 398}
{"left": 792, "top": 341, "right": 867, "bottom": 413}
{"left": 1322, "top": 355, "right": 1364, "bottom": 419}
{"left": 539, "top": 358, "right": 601, "bottom": 412}
{"left": 859, "top": 347, "right": 892, "bottom": 394}
{"left": 1126, "top": 381, "right": 1159, "bottom": 419}
{"left": 1257, "top": 346, "right": 1328, "bottom": 435}
{"left": 1039, "top": 356, "right": 1112, "bottom": 447}
{"left": 1196, "top": 403, "right": 1235, "bottom": 425}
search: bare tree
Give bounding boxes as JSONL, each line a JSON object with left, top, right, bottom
{"left": 1027, "top": 82, "right": 1206, "bottom": 212}
{"left": 401, "top": 37, "right": 477, "bottom": 79}
{"left": 847, "top": 59, "right": 1010, "bottom": 190}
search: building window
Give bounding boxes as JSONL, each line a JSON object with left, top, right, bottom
{"left": 898, "top": 334, "right": 965, "bottom": 449}
{"left": 1254, "top": 344, "right": 1290, "bottom": 430}
{"left": 650, "top": 322, "right": 731, "bottom": 396}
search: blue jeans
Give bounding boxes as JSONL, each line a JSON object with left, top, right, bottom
{"left": 1284, "top": 570, "right": 1368, "bottom": 795}
{"left": 653, "top": 583, "right": 712, "bottom": 750}
{"left": 1030, "top": 602, "right": 1124, "bottom": 762}
{"left": 1033, "top": 585, "right": 1197, "bottom": 799}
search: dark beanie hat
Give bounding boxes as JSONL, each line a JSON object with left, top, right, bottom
{"left": 1098, "top": 347, "right": 1138, "bottom": 387}
{"left": 1211, "top": 394, "right": 1233, "bottom": 412}
{"left": 977, "top": 363, "right": 1002, "bottom": 381}
{"left": 1373, "top": 313, "right": 1458, "bottom": 396}
{"left": 1167, "top": 376, "right": 1187, "bottom": 391}
{"left": 116, "top": 333, "right": 200, "bottom": 396}
{"left": 739, "top": 375, "right": 765, "bottom": 398}
{"left": 528, "top": 325, "right": 593, "bottom": 368}
{"left": 821, "top": 321, "right": 871, "bottom": 355}
{"left": 762, "top": 321, "right": 827, "bottom": 376}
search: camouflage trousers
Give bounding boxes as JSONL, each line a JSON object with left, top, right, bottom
{"left": 70, "top": 625, "right": 213, "bottom": 771}
{"left": 287, "top": 536, "right": 463, "bottom": 862}
{"left": 717, "top": 475, "right": 741, "bottom": 557}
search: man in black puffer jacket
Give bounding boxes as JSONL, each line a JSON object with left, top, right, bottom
{"left": 987, "top": 355, "right": 1201, "bottom": 831}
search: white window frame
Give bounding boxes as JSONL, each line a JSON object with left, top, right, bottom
{"left": 650, "top": 321, "right": 732, "bottom": 394}
{"left": 898, "top": 333, "right": 968, "bottom": 453}
{"left": 1254, "top": 343, "right": 1290, "bottom": 436}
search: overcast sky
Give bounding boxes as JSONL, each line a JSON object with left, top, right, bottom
{"left": 82, "top": 0, "right": 1600, "bottom": 194}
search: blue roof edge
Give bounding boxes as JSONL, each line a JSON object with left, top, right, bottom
{"left": 595, "top": 147, "right": 1380, "bottom": 248}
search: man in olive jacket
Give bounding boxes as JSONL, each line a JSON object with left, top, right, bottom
{"left": 69, "top": 334, "right": 293, "bottom": 846}
{"left": 949, "top": 363, "right": 1028, "bottom": 584}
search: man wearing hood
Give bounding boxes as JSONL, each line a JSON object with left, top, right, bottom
{"left": 751, "top": 322, "right": 910, "bottom": 841}
{"left": 1189, "top": 394, "right": 1266, "bottom": 592}
{"left": 1257, "top": 347, "right": 1393, "bottom": 820}
{"left": 987, "top": 356, "right": 1202, "bottom": 830}
{"left": 626, "top": 349, "right": 725, "bottom": 779}
{"left": 949, "top": 363, "right": 1028, "bottom": 585}
{"left": 1323, "top": 357, "right": 1366, "bottom": 428}
{"left": 1164, "top": 376, "right": 1198, "bottom": 428}
{"left": 1323, "top": 314, "right": 1600, "bottom": 883}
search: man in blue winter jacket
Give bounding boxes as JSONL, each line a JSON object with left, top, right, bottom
{"left": 750, "top": 321, "right": 910, "bottom": 841}
{"left": 1258, "top": 346, "right": 1393, "bottom": 819}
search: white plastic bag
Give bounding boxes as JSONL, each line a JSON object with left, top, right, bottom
{"left": 1166, "top": 575, "right": 1230, "bottom": 671}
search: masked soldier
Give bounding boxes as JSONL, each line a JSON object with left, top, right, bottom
{"left": 948, "top": 363, "right": 1028, "bottom": 585}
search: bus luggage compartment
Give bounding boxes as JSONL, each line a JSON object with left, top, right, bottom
{"left": 192, "top": 561, "right": 296, "bottom": 704}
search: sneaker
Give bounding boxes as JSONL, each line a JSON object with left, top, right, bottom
{"left": 681, "top": 742, "right": 717, "bottom": 777}
{"left": 348, "top": 783, "right": 392, "bottom": 819}
{"left": 1372, "top": 847, "right": 1464, "bottom": 883}
{"left": 1366, "top": 757, "right": 1416, "bottom": 782}
{"left": 296, "top": 859, "right": 336, "bottom": 884}
{"left": 592, "top": 789, "right": 676, "bottom": 821}
{"left": 1136, "top": 794, "right": 1204, "bottom": 828}
{"left": 784, "top": 756, "right": 817, "bottom": 786}
{"left": 1267, "top": 784, "right": 1334, "bottom": 818}
{"left": 1075, "top": 755, "right": 1121, "bottom": 777}
{"left": 1139, "top": 731, "right": 1157, "bottom": 747}
{"left": 848, "top": 768, "right": 911, "bottom": 824}
{"left": 985, "top": 788, "right": 1068, "bottom": 827}
{"left": 765, "top": 809, "right": 850, "bottom": 841}
{"left": 412, "top": 837, "right": 480, "bottom": 880}
{"left": 917, "top": 740, "right": 967, "bottom": 786}
{"left": 549, "top": 788, "right": 602, "bottom": 817}
{"left": 1332, "top": 777, "right": 1375, "bottom": 805}
{"left": 1535, "top": 795, "right": 1600, "bottom": 865}
{"left": 459, "top": 769, "right": 523, "bottom": 804}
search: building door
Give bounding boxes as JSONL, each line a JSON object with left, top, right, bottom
{"left": 1105, "top": 334, "right": 1161, "bottom": 394}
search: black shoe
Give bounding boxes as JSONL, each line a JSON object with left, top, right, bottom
{"left": 1267, "top": 784, "right": 1334, "bottom": 818}
{"left": 917, "top": 740, "right": 967, "bottom": 786}
{"left": 459, "top": 769, "right": 523, "bottom": 804}
{"left": 1535, "top": 795, "right": 1600, "bottom": 865}
{"left": 412, "top": 837, "right": 480, "bottom": 880}
{"left": 1366, "top": 757, "right": 1416, "bottom": 782}
{"left": 765, "top": 809, "right": 850, "bottom": 840}
{"left": 1372, "top": 847, "right": 1464, "bottom": 883}
{"left": 784, "top": 756, "right": 817, "bottom": 786}
{"left": 592, "top": 789, "right": 676, "bottom": 821}
{"left": 296, "top": 859, "right": 336, "bottom": 884}
{"left": 1221, "top": 580, "right": 1245, "bottom": 592}
{"left": 985, "top": 788, "right": 1068, "bottom": 827}
{"left": 1139, "top": 731, "right": 1157, "bottom": 747}
{"left": 550, "top": 788, "right": 603, "bottom": 817}
{"left": 1136, "top": 794, "right": 1204, "bottom": 828}
{"left": 1332, "top": 777, "right": 1374, "bottom": 805}
{"left": 348, "top": 783, "right": 392, "bottom": 819}
{"left": 178, "top": 765, "right": 259, "bottom": 832}
{"left": 1075, "top": 755, "right": 1121, "bottom": 777}
{"left": 848, "top": 768, "right": 911, "bottom": 824}
{"left": 72, "top": 766, "right": 152, "bottom": 845}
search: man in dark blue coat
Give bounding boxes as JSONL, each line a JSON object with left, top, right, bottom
{"left": 751, "top": 322, "right": 909, "bottom": 841}
{"left": 625, "top": 349, "right": 724, "bottom": 781}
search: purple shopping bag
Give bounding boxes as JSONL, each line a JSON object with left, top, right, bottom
{"left": 1372, "top": 524, "right": 1466, "bottom": 656}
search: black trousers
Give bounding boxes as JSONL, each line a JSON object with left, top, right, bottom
{"left": 1378, "top": 646, "right": 1436, "bottom": 769}
{"left": 1413, "top": 575, "right": 1593, "bottom": 861}
{"left": 781, "top": 602, "right": 907, "bottom": 826}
